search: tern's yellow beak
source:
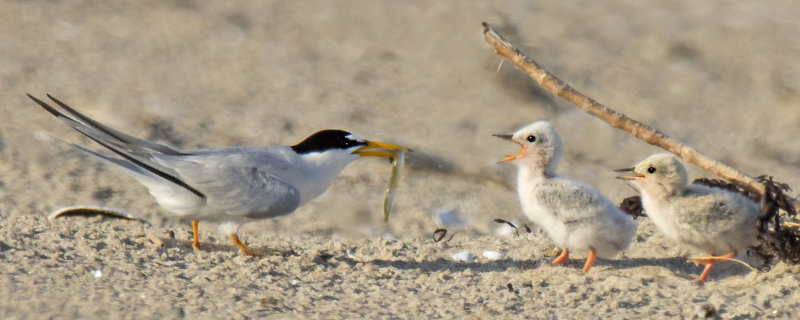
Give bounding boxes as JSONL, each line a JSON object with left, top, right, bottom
{"left": 614, "top": 167, "right": 643, "bottom": 180}
{"left": 493, "top": 134, "right": 526, "bottom": 163}
{"left": 352, "top": 140, "right": 410, "bottom": 158}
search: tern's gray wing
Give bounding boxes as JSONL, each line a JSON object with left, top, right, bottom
{"left": 535, "top": 178, "right": 610, "bottom": 227}
{"left": 155, "top": 149, "right": 302, "bottom": 219}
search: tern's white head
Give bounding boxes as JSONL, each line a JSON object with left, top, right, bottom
{"left": 289, "top": 129, "right": 408, "bottom": 181}
{"left": 494, "top": 121, "right": 563, "bottom": 176}
{"left": 617, "top": 153, "right": 688, "bottom": 197}
{"left": 288, "top": 129, "right": 408, "bottom": 202}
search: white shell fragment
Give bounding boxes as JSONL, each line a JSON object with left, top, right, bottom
{"left": 382, "top": 233, "right": 396, "bottom": 240}
{"left": 47, "top": 206, "right": 150, "bottom": 225}
{"left": 93, "top": 270, "right": 103, "bottom": 278}
{"left": 482, "top": 250, "right": 505, "bottom": 260}
{"left": 432, "top": 206, "right": 466, "bottom": 228}
{"left": 451, "top": 251, "right": 475, "bottom": 262}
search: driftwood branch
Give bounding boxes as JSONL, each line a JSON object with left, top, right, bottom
{"left": 482, "top": 22, "right": 786, "bottom": 204}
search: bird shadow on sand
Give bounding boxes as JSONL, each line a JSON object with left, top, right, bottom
{"left": 147, "top": 235, "right": 755, "bottom": 280}
{"left": 152, "top": 237, "right": 298, "bottom": 257}
{"left": 551, "top": 255, "right": 755, "bottom": 281}
{"left": 333, "top": 256, "right": 535, "bottom": 273}
{"left": 326, "top": 254, "right": 752, "bottom": 280}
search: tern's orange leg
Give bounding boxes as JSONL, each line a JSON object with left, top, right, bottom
{"left": 552, "top": 248, "right": 569, "bottom": 265}
{"left": 690, "top": 251, "right": 737, "bottom": 282}
{"left": 582, "top": 248, "right": 597, "bottom": 273}
{"left": 191, "top": 220, "right": 200, "bottom": 251}
{"left": 230, "top": 233, "right": 258, "bottom": 256}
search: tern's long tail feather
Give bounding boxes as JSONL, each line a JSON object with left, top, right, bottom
{"left": 28, "top": 94, "right": 205, "bottom": 199}
{"left": 32, "top": 94, "right": 184, "bottom": 156}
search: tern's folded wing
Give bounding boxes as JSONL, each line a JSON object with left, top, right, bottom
{"left": 186, "top": 165, "right": 301, "bottom": 219}
{"left": 156, "top": 149, "right": 302, "bottom": 219}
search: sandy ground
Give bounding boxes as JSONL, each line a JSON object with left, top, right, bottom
{"left": 2, "top": 0, "right": 800, "bottom": 318}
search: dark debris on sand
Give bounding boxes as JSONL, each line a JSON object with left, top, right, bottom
{"left": 751, "top": 176, "right": 800, "bottom": 268}
{"left": 619, "top": 196, "right": 646, "bottom": 219}
{"left": 692, "top": 177, "right": 762, "bottom": 202}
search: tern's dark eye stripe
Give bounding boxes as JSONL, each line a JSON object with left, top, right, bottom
{"left": 291, "top": 129, "right": 364, "bottom": 154}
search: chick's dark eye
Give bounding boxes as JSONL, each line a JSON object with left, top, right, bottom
{"left": 526, "top": 135, "right": 536, "bottom": 143}
{"left": 647, "top": 166, "right": 656, "bottom": 174}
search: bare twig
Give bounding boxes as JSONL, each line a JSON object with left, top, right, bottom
{"left": 482, "top": 22, "right": 799, "bottom": 211}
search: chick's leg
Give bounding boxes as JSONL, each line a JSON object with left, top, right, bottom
{"left": 582, "top": 248, "right": 597, "bottom": 273}
{"left": 689, "top": 251, "right": 737, "bottom": 282}
{"left": 552, "top": 248, "right": 569, "bottom": 265}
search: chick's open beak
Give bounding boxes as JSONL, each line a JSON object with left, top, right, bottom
{"left": 352, "top": 140, "right": 410, "bottom": 158}
{"left": 493, "top": 134, "right": 525, "bottom": 163}
{"left": 614, "top": 167, "right": 643, "bottom": 180}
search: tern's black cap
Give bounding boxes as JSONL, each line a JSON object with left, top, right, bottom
{"left": 291, "top": 129, "right": 366, "bottom": 154}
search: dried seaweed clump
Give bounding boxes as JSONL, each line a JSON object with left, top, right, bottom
{"left": 692, "top": 177, "right": 761, "bottom": 202}
{"left": 750, "top": 176, "right": 800, "bottom": 268}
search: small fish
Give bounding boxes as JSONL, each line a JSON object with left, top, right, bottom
{"left": 383, "top": 149, "right": 406, "bottom": 221}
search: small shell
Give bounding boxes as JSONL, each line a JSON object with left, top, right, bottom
{"left": 482, "top": 250, "right": 506, "bottom": 260}
{"left": 494, "top": 222, "right": 518, "bottom": 237}
{"left": 451, "top": 251, "right": 475, "bottom": 262}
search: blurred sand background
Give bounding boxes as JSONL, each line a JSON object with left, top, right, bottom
{"left": 2, "top": 0, "right": 800, "bottom": 318}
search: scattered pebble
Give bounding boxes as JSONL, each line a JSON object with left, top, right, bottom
{"left": 145, "top": 231, "right": 165, "bottom": 247}
{"left": 451, "top": 251, "right": 474, "bottom": 262}
{"left": 482, "top": 250, "right": 505, "bottom": 260}
{"left": 693, "top": 302, "right": 718, "bottom": 319}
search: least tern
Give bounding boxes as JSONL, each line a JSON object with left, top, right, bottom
{"left": 28, "top": 94, "right": 408, "bottom": 255}
{"left": 495, "top": 121, "right": 636, "bottom": 272}
{"left": 616, "top": 153, "right": 759, "bottom": 282}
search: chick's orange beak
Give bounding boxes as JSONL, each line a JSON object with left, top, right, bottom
{"left": 493, "top": 134, "right": 526, "bottom": 163}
